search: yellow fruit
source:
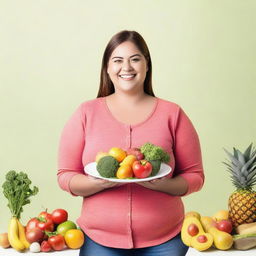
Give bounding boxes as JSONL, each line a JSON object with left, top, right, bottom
{"left": 108, "top": 147, "right": 126, "bottom": 162}
{"left": 201, "top": 216, "right": 233, "bottom": 250}
{"left": 191, "top": 233, "right": 213, "bottom": 251}
{"left": 95, "top": 152, "right": 109, "bottom": 163}
{"left": 185, "top": 211, "right": 201, "bottom": 220}
{"left": 8, "top": 217, "right": 25, "bottom": 251}
{"left": 120, "top": 155, "right": 137, "bottom": 166}
{"left": 116, "top": 165, "right": 133, "bottom": 179}
{"left": 64, "top": 229, "right": 84, "bottom": 249}
{"left": 212, "top": 210, "right": 229, "bottom": 221}
{"left": 17, "top": 219, "right": 30, "bottom": 249}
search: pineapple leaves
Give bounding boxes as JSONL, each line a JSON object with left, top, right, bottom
{"left": 223, "top": 143, "right": 256, "bottom": 190}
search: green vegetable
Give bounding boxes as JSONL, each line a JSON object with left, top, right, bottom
{"left": 140, "top": 143, "right": 170, "bottom": 163}
{"left": 2, "top": 170, "right": 38, "bottom": 219}
{"left": 96, "top": 156, "right": 119, "bottom": 178}
{"left": 148, "top": 160, "right": 161, "bottom": 176}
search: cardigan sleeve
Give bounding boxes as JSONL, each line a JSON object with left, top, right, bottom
{"left": 172, "top": 107, "right": 205, "bottom": 196}
{"left": 57, "top": 104, "right": 86, "bottom": 195}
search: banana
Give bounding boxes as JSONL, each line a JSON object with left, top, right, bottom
{"left": 17, "top": 219, "right": 30, "bottom": 249}
{"left": 8, "top": 217, "right": 25, "bottom": 251}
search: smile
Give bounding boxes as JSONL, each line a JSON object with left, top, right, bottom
{"left": 119, "top": 74, "right": 136, "bottom": 80}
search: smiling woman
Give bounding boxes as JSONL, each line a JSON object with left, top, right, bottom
{"left": 57, "top": 30, "right": 204, "bottom": 256}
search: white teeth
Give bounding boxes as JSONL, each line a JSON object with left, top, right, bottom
{"left": 120, "top": 74, "right": 135, "bottom": 78}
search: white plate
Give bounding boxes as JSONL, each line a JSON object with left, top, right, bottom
{"left": 84, "top": 162, "right": 172, "bottom": 183}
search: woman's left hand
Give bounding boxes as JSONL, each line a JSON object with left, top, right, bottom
{"left": 137, "top": 177, "right": 169, "bottom": 191}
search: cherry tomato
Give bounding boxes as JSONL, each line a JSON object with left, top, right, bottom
{"left": 51, "top": 209, "right": 68, "bottom": 224}
{"left": 48, "top": 234, "right": 65, "bottom": 251}
{"left": 25, "top": 228, "right": 44, "bottom": 243}
{"left": 132, "top": 160, "right": 152, "bottom": 178}
{"left": 41, "top": 240, "right": 52, "bottom": 252}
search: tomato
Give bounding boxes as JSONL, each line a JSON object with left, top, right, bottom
{"left": 48, "top": 234, "right": 65, "bottom": 251}
{"left": 36, "top": 217, "right": 54, "bottom": 232}
{"left": 64, "top": 229, "right": 84, "bottom": 249}
{"left": 51, "top": 209, "right": 68, "bottom": 224}
{"left": 38, "top": 210, "right": 52, "bottom": 221}
{"left": 25, "top": 228, "right": 44, "bottom": 243}
{"left": 116, "top": 164, "right": 133, "bottom": 179}
{"left": 108, "top": 147, "right": 127, "bottom": 162}
{"left": 41, "top": 240, "right": 52, "bottom": 252}
{"left": 132, "top": 160, "right": 152, "bottom": 178}
{"left": 26, "top": 218, "right": 40, "bottom": 232}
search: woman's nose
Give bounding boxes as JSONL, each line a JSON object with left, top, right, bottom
{"left": 122, "top": 60, "right": 133, "bottom": 71}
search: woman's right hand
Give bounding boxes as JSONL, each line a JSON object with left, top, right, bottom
{"left": 69, "top": 174, "right": 122, "bottom": 197}
{"left": 87, "top": 175, "right": 123, "bottom": 189}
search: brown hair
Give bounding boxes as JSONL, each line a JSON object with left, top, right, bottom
{"left": 97, "top": 30, "right": 155, "bottom": 97}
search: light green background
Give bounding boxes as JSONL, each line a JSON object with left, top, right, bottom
{"left": 1, "top": 0, "right": 255, "bottom": 232}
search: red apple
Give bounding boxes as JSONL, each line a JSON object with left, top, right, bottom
{"left": 187, "top": 224, "right": 199, "bottom": 236}
{"left": 216, "top": 219, "right": 233, "bottom": 233}
{"left": 126, "top": 148, "right": 144, "bottom": 160}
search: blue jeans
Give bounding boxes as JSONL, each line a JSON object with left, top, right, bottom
{"left": 79, "top": 233, "right": 188, "bottom": 256}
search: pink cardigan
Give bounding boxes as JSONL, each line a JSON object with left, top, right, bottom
{"left": 57, "top": 97, "right": 204, "bottom": 248}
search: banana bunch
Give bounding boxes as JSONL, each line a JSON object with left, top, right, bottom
{"left": 8, "top": 217, "right": 30, "bottom": 251}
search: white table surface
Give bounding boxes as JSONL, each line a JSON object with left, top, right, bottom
{"left": 0, "top": 247, "right": 79, "bottom": 255}
{"left": 186, "top": 247, "right": 256, "bottom": 255}
{"left": 1, "top": 246, "right": 256, "bottom": 255}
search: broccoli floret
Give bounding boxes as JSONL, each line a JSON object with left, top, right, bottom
{"left": 96, "top": 156, "right": 119, "bottom": 178}
{"left": 140, "top": 142, "right": 170, "bottom": 163}
{"left": 148, "top": 160, "right": 162, "bottom": 176}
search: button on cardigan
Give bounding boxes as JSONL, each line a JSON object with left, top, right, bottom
{"left": 57, "top": 97, "right": 204, "bottom": 249}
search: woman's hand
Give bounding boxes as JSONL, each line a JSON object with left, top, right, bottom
{"left": 87, "top": 175, "right": 123, "bottom": 189}
{"left": 136, "top": 175, "right": 189, "bottom": 196}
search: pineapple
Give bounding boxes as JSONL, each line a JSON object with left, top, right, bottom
{"left": 223, "top": 143, "right": 256, "bottom": 227}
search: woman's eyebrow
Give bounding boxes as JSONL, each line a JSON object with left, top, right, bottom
{"left": 111, "top": 54, "right": 142, "bottom": 59}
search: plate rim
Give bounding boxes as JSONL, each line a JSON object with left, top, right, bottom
{"left": 84, "top": 162, "right": 172, "bottom": 183}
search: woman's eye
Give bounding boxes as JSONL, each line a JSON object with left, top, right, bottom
{"left": 131, "top": 58, "right": 140, "bottom": 62}
{"left": 114, "top": 59, "right": 122, "bottom": 63}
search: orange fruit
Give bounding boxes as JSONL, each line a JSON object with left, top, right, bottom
{"left": 108, "top": 147, "right": 126, "bottom": 162}
{"left": 116, "top": 165, "right": 133, "bottom": 179}
{"left": 95, "top": 152, "right": 109, "bottom": 163}
{"left": 64, "top": 229, "right": 84, "bottom": 249}
{"left": 120, "top": 155, "right": 137, "bottom": 166}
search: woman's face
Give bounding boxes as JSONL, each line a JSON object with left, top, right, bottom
{"left": 107, "top": 41, "right": 148, "bottom": 94}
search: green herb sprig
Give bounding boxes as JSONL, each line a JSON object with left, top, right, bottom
{"left": 2, "top": 170, "right": 39, "bottom": 219}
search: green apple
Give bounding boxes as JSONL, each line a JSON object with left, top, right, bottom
{"left": 56, "top": 220, "right": 77, "bottom": 236}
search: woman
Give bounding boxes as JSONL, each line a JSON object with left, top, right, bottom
{"left": 57, "top": 30, "right": 204, "bottom": 256}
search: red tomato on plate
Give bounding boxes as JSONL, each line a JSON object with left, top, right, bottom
{"left": 132, "top": 160, "right": 152, "bottom": 178}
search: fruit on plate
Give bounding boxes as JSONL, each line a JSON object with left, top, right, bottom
{"left": 109, "top": 147, "right": 127, "bottom": 162}
{"left": 56, "top": 220, "right": 77, "bottom": 236}
{"left": 201, "top": 216, "right": 233, "bottom": 250}
{"left": 233, "top": 233, "right": 256, "bottom": 250}
{"left": 181, "top": 216, "right": 213, "bottom": 251}
{"left": 64, "top": 229, "right": 84, "bottom": 249}
{"left": 126, "top": 148, "right": 144, "bottom": 160}
{"left": 216, "top": 220, "right": 233, "bottom": 234}
{"left": 132, "top": 160, "right": 152, "bottom": 178}
{"left": 212, "top": 210, "right": 229, "bottom": 221}
{"left": 120, "top": 154, "right": 137, "bottom": 166}
{"left": 223, "top": 143, "right": 256, "bottom": 227}
{"left": 116, "top": 165, "right": 134, "bottom": 179}
{"left": 0, "top": 233, "right": 10, "bottom": 248}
